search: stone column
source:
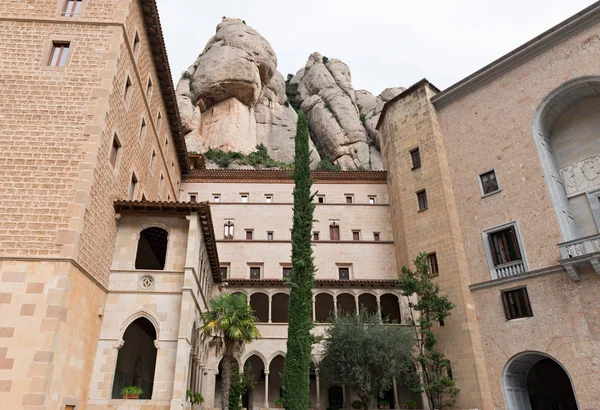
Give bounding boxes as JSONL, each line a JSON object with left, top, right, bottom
{"left": 312, "top": 295, "right": 316, "bottom": 322}
{"left": 354, "top": 295, "right": 359, "bottom": 315}
{"left": 316, "top": 370, "right": 321, "bottom": 410}
{"left": 392, "top": 377, "right": 399, "bottom": 409}
{"left": 376, "top": 295, "right": 382, "bottom": 321}
{"left": 333, "top": 292, "right": 338, "bottom": 318}
{"left": 202, "top": 368, "right": 217, "bottom": 408}
{"left": 268, "top": 294, "right": 273, "bottom": 324}
{"left": 264, "top": 369, "right": 270, "bottom": 408}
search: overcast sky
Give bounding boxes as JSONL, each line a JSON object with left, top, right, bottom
{"left": 157, "top": 0, "right": 593, "bottom": 95}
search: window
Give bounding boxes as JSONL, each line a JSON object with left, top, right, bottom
{"left": 501, "top": 287, "right": 533, "bottom": 320}
{"left": 338, "top": 267, "right": 350, "bottom": 280}
{"left": 489, "top": 227, "right": 522, "bottom": 266}
{"left": 410, "top": 148, "right": 421, "bottom": 169}
{"left": 246, "top": 230, "right": 253, "bottom": 240}
{"left": 164, "top": 136, "right": 169, "bottom": 151}
{"left": 128, "top": 173, "right": 138, "bottom": 200}
{"left": 479, "top": 169, "right": 499, "bottom": 195}
{"left": 282, "top": 267, "right": 292, "bottom": 280}
{"left": 428, "top": 253, "right": 439, "bottom": 275}
{"left": 224, "top": 221, "right": 234, "bottom": 240}
{"left": 220, "top": 266, "right": 228, "bottom": 280}
{"left": 146, "top": 77, "right": 153, "bottom": 99}
{"left": 249, "top": 267, "right": 261, "bottom": 280}
{"left": 48, "top": 42, "right": 70, "bottom": 67}
{"left": 189, "top": 194, "right": 197, "bottom": 203}
{"left": 213, "top": 194, "right": 221, "bottom": 203}
{"left": 329, "top": 222, "right": 340, "bottom": 240}
{"left": 352, "top": 230, "right": 360, "bottom": 241}
{"left": 313, "top": 232, "right": 320, "bottom": 241}
{"left": 135, "top": 227, "right": 168, "bottom": 270}
{"left": 156, "top": 112, "right": 162, "bottom": 131}
{"left": 345, "top": 195, "right": 353, "bottom": 204}
{"left": 265, "top": 195, "right": 273, "bottom": 203}
{"left": 317, "top": 195, "right": 325, "bottom": 204}
{"left": 241, "top": 194, "right": 248, "bottom": 203}
{"left": 65, "top": 405, "right": 76, "bottom": 410}
{"left": 109, "top": 134, "right": 122, "bottom": 168}
{"left": 139, "top": 118, "right": 147, "bottom": 142}
{"left": 373, "top": 232, "right": 380, "bottom": 241}
{"left": 150, "top": 150, "right": 157, "bottom": 173}
{"left": 132, "top": 32, "right": 140, "bottom": 58}
{"left": 62, "top": 0, "right": 82, "bottom": 17}
{"left": 368, "top": 196, "right": 376, "bottom": 204}
{"left": 267, "top": 231, "right": 274, "bottom": 241}
{"left": 417, "top": 190, "right": 428, "bottom": 211}
{"left": 124, "top": 76, "right": 132, "bottom": 105}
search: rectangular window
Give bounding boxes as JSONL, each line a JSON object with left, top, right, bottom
{"left": 417, "top": 190, "right": 428, "bottom": 211}
{"left": 146, "top": 77, "right": 153, "bottom": 99}
{"left": 317, "top": 195, "right": 325, "bottom": 204}
{"left": 220, "top": 266, "right": 228, "bottom": 280}
{"left": 338, "top": 267, "right": 350, "bottom": 280}
{"left": 110, "top": 134, "right": 121, "bottom": 168}
{"left": 224, "top": 222, "right": 234, "bottom": 240}
{"left": 352, "top": 230, "right": 360, "bottom": 241}
{"left": 265, "top": 195, "right": 273, "bottom": 203}
{"left": 128, "top": 173, "right": 138, "bottom": 200}
{"left": 241, "top": 194, "right": 248, "bottom": 203}
{"left": 139, "top": 118, "right": 146, "bottom": 142}
{"left": 189, "top": 194, "right": 197, "bottom": 203}
{"left": 48, "top": 42, "right": 70, "bottom": 67}
{"left": 249, "top": 267, "right": 261, "bottom": 280}
{"left": 62, "top": 0, "right": 82, "bottom": 17}
{"left": 245, "top": 230, "right": 253, "bottom": 240}
{"left": 368, "top": 196, "right": 376, "bottom": 204}
{"left": 480, "top": 169, "right": 500, "bottom": 195}
{"left": 489, "top": 227, "right": 522, "bottom": 266}
{"left": 213, "top": 194, "right": 221, "bottom": 203}
{"left": 428, "top": 253, "right": 439, "bottom": 275}
{"left": 313, "top": 232, "right": 320, "bottom": 241}
{"left": 345, "top": 195, "right": 353, "bottom": 204}
{"left": 373, "top": 232, "right": 380, "bottom": 241}
{"left": 410, "top": 147, "right": 421, "bottom": 169}
{"left": 329, "top": 223, "right": 340, "bottom": 240}
{"left": 501, "top": 287, "right": 533, "bottom": 320}
{"left": 267, "top": 232, "right": 274, "bottom": 241}
{"left": 282, "top": 267, "right": 292, "bottom": 280}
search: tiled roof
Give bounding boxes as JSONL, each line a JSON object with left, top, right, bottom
{"left": 224, "top": 278, "right": 399, "bottom": 288}
{"left": 183, "top": 168, "right": 388, "bottom": 184}
{"left": 139, "top": 1, "right": 189, "bottom": 173}
{"left": 114, "top": 200, "right": 220, "bottom": 282}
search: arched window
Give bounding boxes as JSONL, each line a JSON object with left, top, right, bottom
{"left": 112, "top": 317, "right": 158, "bottom": 399}
{"left": 336, "top": 293, "right": 356, "bottom": 316}
{"left": 135, "top": 227, "right": 168, "bottom": 270}
{"left": 250, "top": 293, "right": 269, "bottom": 323}
{"left": 380, "top": 293, "right": 401, "bottom": 323}
{"left": 358, "top": 293, "right": 377, "bottom": 314}
{"left": 315, "top": 293, "right": 335, "bottom": 323}
{"left": 271, "top": 293, "right": 289, "bottom": 323}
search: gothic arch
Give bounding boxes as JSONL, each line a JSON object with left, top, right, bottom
{"left": 267, "top": 350, "right": 286, "bottom": 367}
{"left": 119, "top": 309, "right": 161, "bottom": 342}
{"left": 241, "top": 351, "right": 268, "bottom": 368}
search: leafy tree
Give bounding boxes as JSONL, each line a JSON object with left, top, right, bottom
{"left": 200, "top": 293, "right": 261, "bottom": 410}
{"left": 228, "top": 362, "right": 256, "bottom": 410}
{"left": 398, "top": 253, "right": 459, "bottom": 409}
{"left": 319, "top": 311, "right": 418, "bottom": 410}
{"left": 282, "top": 110, "right": 316, "bottom": 410}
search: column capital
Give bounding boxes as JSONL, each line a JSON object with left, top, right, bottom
{"left": 264, "top": 370, "right": 270, "bottom": 375}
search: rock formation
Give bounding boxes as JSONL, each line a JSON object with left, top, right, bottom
{"left": 176, "top": 18, "right": 402, "bottom": 170}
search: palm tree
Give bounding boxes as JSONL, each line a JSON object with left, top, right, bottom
{"left": 200, "top": 293, "right": 260, "bottom": 410}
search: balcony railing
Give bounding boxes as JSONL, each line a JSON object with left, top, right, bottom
{"left": 494, "top": 260, "right": 526, "bottom": 279}
{"left": 558, "top": 233, "right": 600, "bottom": 259}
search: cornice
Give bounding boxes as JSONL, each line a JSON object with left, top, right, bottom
{"left": 182, "top": 169, "right": 388, "bottom": 184}
{"left": 224, "top": 278, "right": 399, "bottom": 288}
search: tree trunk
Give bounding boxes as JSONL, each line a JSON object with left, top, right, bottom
{"left": 221, "top": 354, "right": 232, "bottom": 410}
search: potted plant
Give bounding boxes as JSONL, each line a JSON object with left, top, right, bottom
{"left": 378, "top": 400, "right": 390, "bottom": 409}
{"left": 193, "top": 392, "right": 204, "bottom": 405}
{"left": 404, "top": 400, "right": 417, "bottom": 409}
{"left": 186, "top": 389, "right": 193, "bottom": 402}
{"left": 121, "top": 386, "right": 143, "bottom": 399}
{"left": 274, "top": 397, "right": 284, "bottom": 408}
{"left": 351, "top": 400, "right": 363, "bottom": 409}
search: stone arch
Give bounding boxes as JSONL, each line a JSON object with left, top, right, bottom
{"left": 135, "top": 226, "right": 169, "bottom": 270}
{"left": 503, "top": 351, "right": 579, "bottom": 410}
{"left": 380, "top": 293, "right": 401, "bottom": 323}
{"left": 119, "top": 309, "right": 161, "bottom": 342}
{"left": 267, "top": 350, "right": 286, "bottom": 367}
{"left": 241, "top": 351, "right": 268, "bottom": 368}
{"left": 358, "top": 292, "right": 378, "bottom": 314}
{"left": 532, "top": 75, "right": 600, "bottom": 241}
{"left": 336, "top": 293, "right": 356, "bottom": 316}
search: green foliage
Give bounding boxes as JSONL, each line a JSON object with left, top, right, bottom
{"left": 285, "top": 74, "right": 303, "bottom": 112}
{"left": 187, "top": 390, "right": 204, "bottom": 405}
{"left": 121, "top": 386, "right": 143, "bottom": 396}
{"left": 315, "top": 158, "right": 341, "bottom": 171}
{"left": 398, "top": 253, "right": 459, "bottom": 409}
{"left": 322, "top": 56, "right": 329, "bottom": 64}
{"left": 360, "top": 113, "right": 366, "bottom": 125}
{"left": 351, "top": 400, "right": 363, "bottom": 409}
{"left": 200, "top": 293, "right": 260, "bottom": 410}
{"left": 323, "top": 101, "right": 332, "bottom": 111}
{"left": 228, "top": 362, "right": 255, "bottom": 410}
{"left": 319, "top": 311, "right": 418, "bottom": 410}
{"left": 404, "top": 400, "right": 417, "bottom": 409}
{"left": 203, "top": 144, "right": 292, "bottom": 169}
{"left": 378, "top": 400, "right": 390, "bottom": 407}
{"left": 242, "top": 20, "right": 246, "bottom": 25}
{"left": 275, "top": 397, "right": 284, "bottom": 406}
{"left": 282, "top": 111, "right": 316, "bottom": 410}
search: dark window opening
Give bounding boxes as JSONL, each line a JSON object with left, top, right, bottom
{"left": 428, "top": 253, "right": 439, "bottom": 275}
{"left": 346, "top": 196, "right": 353, "bottom": 204}
{"left": 352, "top": 231, "right": 360, "bottom": 241}
{"left": 410, "top": 148, "right": 421, "bottom": 169}
{"left": 489, "top": 227, "right": 522, "bottom": 266}
{"left": 189, "top": 194, "right": 197, "bottom": 203}
{"left": 245, "top": 230, "right": 253, "bottom": 240}
{"left": 282, "top": 267, "right": 292, "bottom": 280}
{"left": 135, "top": 227, "right": 168, "bottom": 270}
{"left": 220, "top": 266, "right": 228, "bottom": 280}
{"left": 128, "top": 173, "right": 138, "bottom": 201}
{"left": 502, "top": 287, "right": 532, "bottom": 320}
{"left": 373, "top": 232, "right": 380, "bottom": 241}
{"left": 480, "top": 170, "right": 499, "bottom": 195}
{"left": 124, "top": 76, "right": 132, "bottom": 104}
{"left": 62, "top": 0, "right": 82, "bottom": 17}
{"left": 313, "top": 232, "right": 320, "bottom": 241}
{"left": 330, "top": 223, "right": 340, "bottom": 240}
{"left": 133, "top": 32, "right": 140, "bottom": 57}
{"left": 267, "top": 232, "right": 274, "bottom": 240}
{"left": 250, "top": 267, "right": 261, "bottom": 280}
{"left": 110, "top": 134, "right": 121, "bottom": 168}
{"left": 338, "top": 267, "right": 350, "bottom": 280}
{"left": 317, "top": 196, "right": 325, "bottom": 204}
{"left": 417, "top": 190, "right": 428, "bottom": 211}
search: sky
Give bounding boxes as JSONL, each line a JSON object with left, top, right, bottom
{"left": 157, "top": 0, "right": 594, "bottom": 95}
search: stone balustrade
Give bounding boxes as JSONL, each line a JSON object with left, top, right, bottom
{"left": 558, "top": 233, "right": 600, "bottom": 259}
{"left": 494, "top": 260, "right": 526, "bottom": 279}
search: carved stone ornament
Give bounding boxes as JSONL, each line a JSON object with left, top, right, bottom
{"left": 114, "top": 339, "right": 125, "bottom": 349}
{"left": 560, "top": 154, "right": 600, "bottom": 197}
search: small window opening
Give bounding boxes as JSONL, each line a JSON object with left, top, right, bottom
{"left": 135, "top": 227, "right": 168, "bottom": 270}
{"left": 128, "top": 173, "right": 138, "bottom": 200}
{"left": 213, "top": 194, "right": 221, "bottom": 203}
{"left": 317, "top": 195, "right": 325, "bottom": 204}
{"left": 501, "top": 287, "right": 533, "bottom": 320}
{"left": 224, "top": 221, "right": 234, "bottom": 240}
{"left": 189, "top": 194, "right": 197, "bottom": 203}
{"left": 428, "top": 252, "right": 439, "bottom": 275}
{"left": 241, "top": 194, "right": 248, "bottom": 203}
{"left": 150, "top": 150, "right": 157, "bottom": 172}
{"left": 417, "top": 190, "right": 428, "bottom": 211}
{"left": 48, "top": 42, "right": 70, "bottom": 67}
{"left": 352, "top": 230, "right": 360, "bottom": 241}
{"left": 110, "top": 134, "right": 121, "bottom": 168}
{"left": 313, "top": 232, "right": 320, "bottom": 241}
{"left": 480, "top": 170, "right": 500, "bottom": 195}
{"left": 132, "top": 32, "right": 140, "bottom": 58}
{"left": 246, "top": 230, "right": 253, "bottom": 240}
{"left": 267, "top": 232, "right": 274, "bottom": 241}
{"left": 124, "top": 76, "right": 132, "bottom": 105}
{"left": 265, "top": 195, "right": 273, "bottom": 203}
{"left": 282, "top": 267, "right": 292, "bottom": 280}
{"left": 369, "top": 196, "right": 376, "bottom": 204}
{"left": 156, "top": 112, "right": 162, "bottom": 130}
{"left": 410, "top": 147, "right": 421, "bottom": 169}
{"left": 338, "top": 267, "right": 350, "bottom": 280}
{"left": 345, "top": 195, "right": 353, "bottom": 204}
{"left": 329, "top": 222, "right": 340, "bottom": 240}
{"left": 373, "top": 232, "right": 380, "bottom": 241}
{"left": 139, "top": 118, "right": 146, "bottom": 142}
{"left": 249, "top": 267, "right": 261, "bottom": 280}
{"left": 220, "top": 266, "right": 228, "bottom": 280}
{"left": 146, "top": 77, "right": 153, "bottom": 99}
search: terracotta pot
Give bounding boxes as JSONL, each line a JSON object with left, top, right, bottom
{"left": 122, "top": 394, "right": 141, "bottom": 399}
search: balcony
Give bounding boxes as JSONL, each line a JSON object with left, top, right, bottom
{"left": 557, "top": 233, "right": 600, "bottom": 280}
{"left": 494, "top": 260, "right": 526, "bottom": 279}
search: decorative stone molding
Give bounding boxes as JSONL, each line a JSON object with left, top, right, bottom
{"left": 114, "top": 339, "right": 125, "bottom": 349}
{"left": 560, "top": 154, "right": 600, "bottom": 197}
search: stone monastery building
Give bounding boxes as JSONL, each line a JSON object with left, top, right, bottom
{"left": 0, "top": 1, "right": 600, "bottom": 410}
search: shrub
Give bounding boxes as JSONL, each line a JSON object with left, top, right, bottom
{"left": 322, "top": 56, "right": 329, "bottom": 64}
{"left": 285, "top": 75, "right": 302, "bottom": 112}
{"left": 315, "top": 158, "right": 341, "bottom": 171}
{"left": 121, "top": 386, "right": 143, "bottom": 397}
{"left": 360, "top": 113, "right": 366, "bottom": 125}
{"left": 203, "top": 145, "right": 292, "bottom": 169}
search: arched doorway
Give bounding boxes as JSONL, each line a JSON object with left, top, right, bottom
{"left": 532, "top": 76, "right": 600, "bottom": 242}
{"left": 503, "top": 352, "right": 578, "bottom": 410}
{"left": 242, "top": 354, "right": 266, "bottom": 410}
{"left": 380, "top": 293, "right": 400, "bottom": 323}
{"left": 135, "top": 227, "right": 168, "bottom": 269}
{"left": 112, "top": 317, "right": 157, "bottom": 399}
{"left": 269, "top": 355, "right": 285, "bottom": 406}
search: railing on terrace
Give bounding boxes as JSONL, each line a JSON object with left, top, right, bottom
{"left": 494, "top": 260, "right": 526, "bottom": 279}
{"left": 558, "top": 232, "right": 600, "bottom": 259}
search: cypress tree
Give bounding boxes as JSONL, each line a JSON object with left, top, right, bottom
{"left": 282, "top": 111, "right": 315, "bottom": 410}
